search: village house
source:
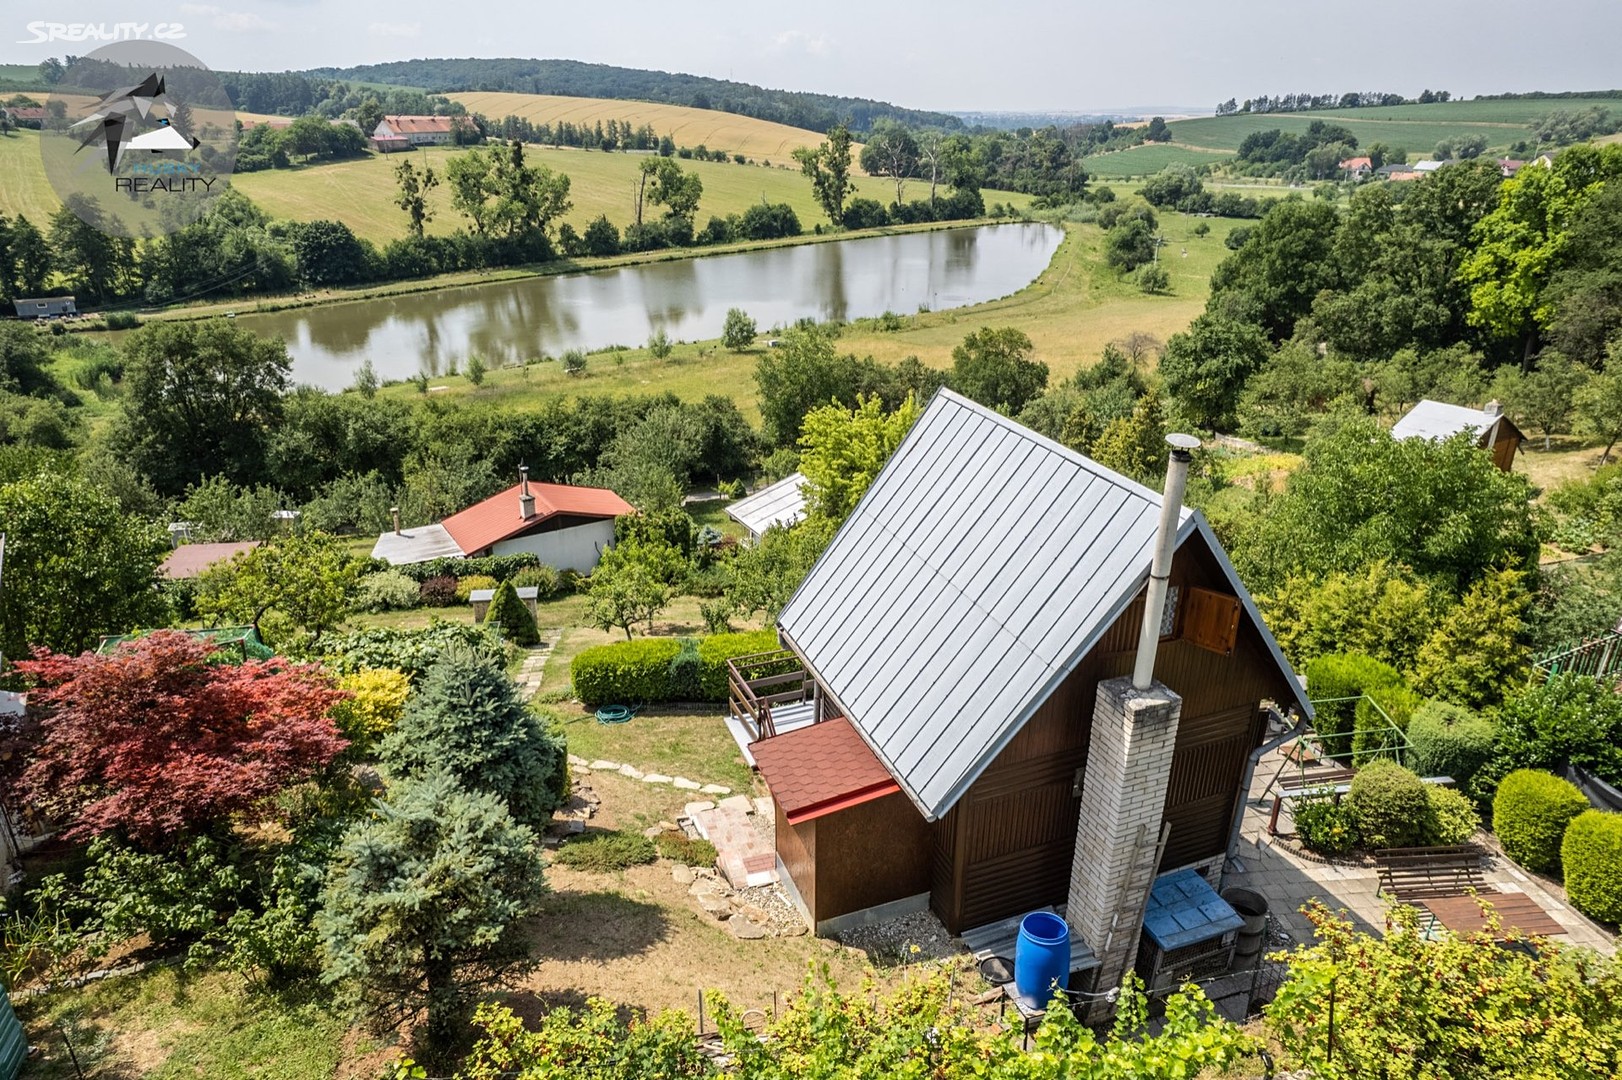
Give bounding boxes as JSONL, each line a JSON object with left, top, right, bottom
{"left": 724, "top": 472, "right": 808, "bottom": 543}
{"left": 159, "top": 540, "right": 261, "bottom": 580}
{"left": 4, "top": 106, "right": 44, "bottom": 129}
{"left": 371, "top": 467, "right": 633, "bottom": 573}
{"left": 1391, "top": 398, "right": 1523, "bottom": 471}
{"left": 727, "top": 390, "right": 1310, "bottom": 1000}
{"left": 1338, "top": 155, "right": 1374, "bottom": 178}
{"left": 370, "top": 114, "right": 469, "bottom": 151}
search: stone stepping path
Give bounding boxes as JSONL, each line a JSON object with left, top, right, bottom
{"left": 567, "top": 754, "right": 734, "bottom": 798}
{"left": 515, "top": 629, "right": 564, "bottom": 699}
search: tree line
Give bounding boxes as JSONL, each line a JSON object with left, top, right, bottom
{"left": 1215, "top": 88, "right": 1453, "bottom": 114}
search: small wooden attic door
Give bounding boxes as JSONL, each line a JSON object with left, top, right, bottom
{"left": 1181, "top": 586, "right": 1241, "bottom": 656}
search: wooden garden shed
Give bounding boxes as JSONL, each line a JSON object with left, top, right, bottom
{"left": 737, "top": 390, "right": 1310, "bottom": 935}
{"left": 1391, "top": 399, "right": 1523, "bottom": 472}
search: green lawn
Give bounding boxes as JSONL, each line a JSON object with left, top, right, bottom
{"left": 18, "top": 968, "right": 374, "bottom": 1079}
{"left": 556, "top": 704, "right": 754, "bottom": 793}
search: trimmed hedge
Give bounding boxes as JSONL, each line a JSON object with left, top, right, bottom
{"left": 1562, "top": 810, "right": 1622, "bottom": 923}
{"left": 1346, "top": 759, "right": 1431, "bottom": 849}
{"left": 1407, "top": 701, "right": 1497, "bottom": 787}
{"left": 571, "top": 629, "right": 780, "bottom": 705}
{"left": 1306, "top": 653, "right": 1402, "bottom": 761}
{"left": 394, "top": 553, "right": 541, "bottom": 583}
{"left": 1493, "top": 769, "right": 1589, "bottom": 875}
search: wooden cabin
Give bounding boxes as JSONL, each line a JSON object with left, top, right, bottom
{"left": 733, "top": 390, "right": 1310, "bottom": 936}
{"left": 1391, "top": 399, "right": 1523, "bottom": 472}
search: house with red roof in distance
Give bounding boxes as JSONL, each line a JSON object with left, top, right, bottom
{"left": 1338, "top": 155, "right": 1374, "bottom": 178}
{"left": 371, "top": 467, "right": 634, "bottom": 573}
{"left": 1496, "top": 157, "right": 1527, "bottom": 177}
{"left": 159, "top": 541, "right": 261, "bottom": 580}
{"left": 4, "top": 106, "right": 45, "bottom": 129}
{"left": 370, "top": 115, "right": 471, "bottom": 151}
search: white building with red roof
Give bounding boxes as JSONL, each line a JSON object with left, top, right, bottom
{"left": 371, "top": 467, "right": 634, "bottom": 572}
{"left": 371, "top": 115, "right": 468, "bottom": 150}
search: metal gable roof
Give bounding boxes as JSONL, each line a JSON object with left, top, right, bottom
{"left": 778, "top": 389, "right": 1309, "bottom": 822}
{"left": 726, "top": 472, "right": 808, "bottom": 537}
{"left": 1390, "top": 399, "right": 1498, "bottom": 443}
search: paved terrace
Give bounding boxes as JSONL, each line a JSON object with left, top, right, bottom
{"left": 1224, "top": 746, "right": 1615, "bottom": 954}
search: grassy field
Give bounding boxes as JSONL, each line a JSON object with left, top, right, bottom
{"left": 448, "top": 91, "right": 835, "bottom": 163}
{"left": 1083, "top": 143, "right": 1231, "bottom": 178}
{"left": 1159, "top": 97, "right": 1622, "bottom": 157}
{"left": 0, "top": 130, "right": 1007, "bottom": 247}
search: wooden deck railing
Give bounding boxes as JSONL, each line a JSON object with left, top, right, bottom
{"left": 726, "top": 648, "right": 816, "bottom": 742}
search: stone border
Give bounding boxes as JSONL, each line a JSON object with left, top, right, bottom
{"left": 1264, "top": 831, "right": 1377, "bottom": 868}
{"left": 567, "top": 754, "right": 733, "bottom": 797}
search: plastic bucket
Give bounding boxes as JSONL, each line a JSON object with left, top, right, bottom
{"left": 1222, "top": 888, "right": 1268, "bottom": 964}
{"left": 1014, "top": 911, "right": 1072, "bottom": 1001}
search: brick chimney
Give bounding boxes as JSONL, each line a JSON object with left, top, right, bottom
{"left": 1065, "top": 434, "right": 1197, "bottom": 1019}
{"left": 1484, "top": 399, "right": 1504, "bottom": 418}
{"left": 518, "top": 465, "right": 535, "bottom": 520}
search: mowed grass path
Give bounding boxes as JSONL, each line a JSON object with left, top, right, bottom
{"left": 0, "top": 131, "right": 1002, "bottom": 246}
{"left": 448, "top": 91, "right": 833, "bottom": 163}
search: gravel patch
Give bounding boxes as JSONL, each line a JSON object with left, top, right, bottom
{"left": 733, "top": 883, "right": 808, "bottom": 937}
{"left": 837, "top": 908, "right": 958, "bottom": 965}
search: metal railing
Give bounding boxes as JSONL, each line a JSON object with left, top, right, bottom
{"left": 1534, "top": 631, "right": 1622, "bottom": 682}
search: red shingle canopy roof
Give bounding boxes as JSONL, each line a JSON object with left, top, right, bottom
{"left": 383, "top": 115, "right": 461, "bottom": 135}
{"left": 440, "top": 481, "right": 633, "bottom": 556}
{"left": 751, "top": 717, "right": 901, "bottom": 825}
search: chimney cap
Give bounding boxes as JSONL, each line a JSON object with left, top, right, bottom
{"left": 1165, "top": 433, "right": 1200, "bottom": 459}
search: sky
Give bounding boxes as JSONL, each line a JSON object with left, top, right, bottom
{"left": 8, "top": 1, "right": 1622, "bottom": 114}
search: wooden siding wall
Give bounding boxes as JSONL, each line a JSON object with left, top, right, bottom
{"left": 1491, "top": 431, "right": 1520, "bottom": 472}
{"left": 776, "top": 801, "right": 816, "bottom": 920}
{"left": 813, "top": 793, "right": 931, "bottom": 923}
{"left": 931, "top": 537, "right": 1295, "bottom": 933}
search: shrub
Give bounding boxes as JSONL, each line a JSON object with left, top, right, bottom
{"left": 562, "top": 350, "right": 587, "bottom": 376}
{"left": 322, "top": 622, "right": 506, "bottom": 682}
{"left": 570, "top": 629, "right": 780, "bottom": 705}
{"left": 510, "top": 563, "right": 561, "bottom": 600}
{"left": 1407, "top": 701, "right": 1497, "bottom": 786}
{"left": 418, "top": 574, "right": 458, "bottom": 607}
{"left": 1293, "top": 791, "right": 1357, "bottom": 856}
{"left": 552, "top": 830, "right": 657, "bottom": 872}
{"left": 654, "top": 832, "right": 717, "bottom": 867}
{"left": 352, "top": 570, "right": 421, "bottom": 613}
{"left": 393, "top": 554, "right": 540, "bottom": 584}
{"left": 1493, "top": 769, "right": 1589, "bottom": 875}
{"left": 1306, "top": 653, "right": 1402, "bottom": 761}
{"left": 380, "top": 651, "right": 567, "bottom": 829}
{"left": 484, "top": 580, "right": 540, "bottom": 647}
{"left": 648, "top": 329, "right": 672, "bottom": 360}
{"left": 1562, "top": 810, "right": 1622, "bottom": 923}
{"left": 1137, "top": 263, "right": 1171, "bottom": 294}
{"left": 329, "top": 667, "right": 412, "bottom": 753}
{"left": 1352, "top": 682, "right": 1420, "bottom": 765}
{"left": 455, "top": 574, "right": 498, "bottom": 603}
{"left": 1422, "top": 785, "right": 1481, "bottom": 845}
{"left": 722, "top": 308, "right": 757, "bottom": 351}
{"left": 1346, "top": 759, "right": 1432, "bottom": 849}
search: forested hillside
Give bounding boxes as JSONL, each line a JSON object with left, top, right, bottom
{"left": 301, "top": 58, "right": 964, "bottom": 133}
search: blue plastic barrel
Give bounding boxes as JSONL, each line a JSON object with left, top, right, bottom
{"left": 1014, "top": 911, "right": 1072, "bottom": 1001}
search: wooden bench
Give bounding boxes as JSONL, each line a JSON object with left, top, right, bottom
{"left": 1374, "top": 845, "right": 1491, "bottom": 903}
{"left": 1267, "top": 767, "right": 1356, "bottom": 835}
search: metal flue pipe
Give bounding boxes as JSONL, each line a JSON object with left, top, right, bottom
{"left": 1132, "top": 433, "right": 1201, "bottom": 691}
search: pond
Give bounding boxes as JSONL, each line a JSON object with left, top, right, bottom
{"left": 236, "top": 222, "right": 1064, "bottom": 390}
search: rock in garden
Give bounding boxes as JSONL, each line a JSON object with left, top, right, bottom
{"left": 672, "top": 777, "right": 702, "bottom": 791}
{"left": 643, "top": 773, "right": 673, "bottom": 784}
{"left": 618, "top": 764, "right": 645, "bottom": 780}
{"left": 643, "top": 825, "right": 666, "bottom": 839}
{"left": 700, "top": 784, "right": 731, "bottom": 796}
{"left": 589, "top": 760, "right": 620, "bottom": 772}
{"left": 672, "top": 864, "right": 696, "bottom": 885}
{"left": 727, "top": 919, "right": 768, "bottom": 940}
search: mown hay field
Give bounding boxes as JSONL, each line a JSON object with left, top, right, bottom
{"left": 448, "top": 91, "right": 835, "bottom": 163}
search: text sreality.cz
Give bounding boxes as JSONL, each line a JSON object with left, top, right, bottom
{"left": 18, "top": 22, "right": 186, "bottom": 43}
{"left": 116, "top": 176, "right": 217, "bottom": 194}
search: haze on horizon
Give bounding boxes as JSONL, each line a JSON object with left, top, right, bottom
{"left": 7, "top": 0, "right": 1621, "bottom": 115}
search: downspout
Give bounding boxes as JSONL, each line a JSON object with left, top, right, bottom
{"left": 1132, "top": 434, "right": 1201, "bottom": 690}
{"left": 1224, "top": 702, "right": 1308, "bottom": 871}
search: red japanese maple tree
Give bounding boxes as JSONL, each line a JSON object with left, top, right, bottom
{"left": 15, "top": 630, "right": 348, "bottom": 848}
